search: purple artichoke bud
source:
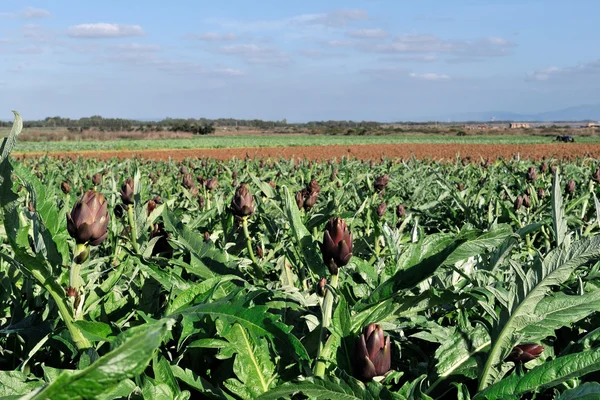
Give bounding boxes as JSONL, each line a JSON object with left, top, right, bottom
{"left": 396, "top": 204, "right": 405, "bottom": 219}
{"left": 205, "top": 177, "right": 218, "bottom": 191}
{"left": 120, "top": 177, "right": 134, "bottom": 205}
{"left": 514, "top": 195, "right": 523, "bottom": 210}
{"left": 92, "top": 173, "right": 102, "bottom": 186}
{"left": 198, "top": 195, "right": 205, "bottom": 209}
{"left": 540, "top": 162, "right": 548, "bottom": 174}
{"left": 307, "top": 179, "right": 320, "bottom": 194}
{"left": 593, "top": 167, "right": 600, "bottom": 183}
{"left": 66, "top": 190, "right": 109, "bottom": 246}
{"left": 374, "top": 175, "right": 389, "bottom": 192}
{"left": 179, "top": 166, "right": 188, "bottom": 175}
{"left": 316, "top": 277, "right": 327, "bottom": 297}
{"left": 507, "top": 343, "right": 544, "bottom": 363}
{"left": 256, "top": 245, "right": 264, "bottom": 259}
{"left": 354, "top": 324, "right": 392, "bottom": 381}
{"left": 457, "top": 183, "right": 465, "bottom": 192}
{"left": 189, "top": 186, "right": 199, "bottom": 197}
{"left": 146, "top": 200, "right": 156, "bottom": 216}
{"left": 526, "top": 166, "right": 537, "bottom": 182}
{"left": 203, "top": 232, "right": 210, "bottom": 242}
{"left": 320, "top": 217, "right": 353, "bottom": 275}
{"left": 61, "top": 181, "right": 71, "bottom": 194}
{"left": 182, "top": 174, "right": 194, "bottom": 190}
{"left": 566, "top": 179, "right": 576, "bottom": 195}
{"left": 304, "top": 191, "right": 318, "bottom": 210}
{"left": 537, "top": 187, "right": 546, "bottom": 198}
{"left": 523, "top": 194, "right": 531, "bottom": 208}
{"left": 296, "top": 190, "right": 306, "bottom": 210}
{"left": 230, "top": 183, "right": 255, "bottom": 218}
{"left": 376, "top": 202, "right": 386, "bottom": 218}
{"left": 232, "top": 171, "right": 238, "bottom": 180}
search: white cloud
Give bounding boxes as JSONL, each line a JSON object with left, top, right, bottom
{"left": 217, "top": 43, "right": 290, "bottom": 65}
{"left": 409, "top": 72, "right": 450, "bottom": 80}
{"left": 16, "top": 45, "right": 43, "bottom": 54}
{"left": 528, "top": 60, "right": 600, "bottom": 81}
{"left": 327, "top": 34, "right": 515, "bottom": 59}
{"left": 185, "top": 32, "right": 237, "bottom": 41}
{"left": 67, "top": 23, "right": 145, "bottom": 38}
{"left": 297, "top": 9, "right": 369, "bottom": 28}
{"left": 347, "top": 28, "right": 388, "bottom": 39}
{"left": 21, "top": 7, "right": 51, "bottom": 19}
{"left": 112, "top": 43, "right": 161, "bottom": 52}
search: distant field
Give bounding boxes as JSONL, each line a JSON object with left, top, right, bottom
{"left": 10, "top": 134, "right": 600, "bottom": 153}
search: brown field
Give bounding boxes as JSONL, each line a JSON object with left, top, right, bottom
{"left": 13, "top": 143, "right": 600, "bottom": 162}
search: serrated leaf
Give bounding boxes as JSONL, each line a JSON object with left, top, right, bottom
{"left": 479, "top": 236, "right": 600, "bottom": 390}
{"left": 172, "top": 297, "right": 310, "bottom": 365}
{"left": 281, "top": 185, "right": 325, "bottom": 277}
{"left": 520, "top": 290, "right": 600, "bottom": 340}
{"left": 557, "top": 382, "right": 600, "bottom": 400}
{"left": 30, "top": 320, "right": 170, "bottom": 400}
{"left": 222, "top": 323, "right": 276, "bottom": 399}
{"left": 552, "top": 168, "right": 568, "bottom": 247}
{"left": 475, "top": 349, "right": 600, "bottom": 400}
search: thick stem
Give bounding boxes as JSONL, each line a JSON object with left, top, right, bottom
{"left": 314, "top": 273, "right": 339, "bottom": 377}
{"left": 29, "top": 267, "right": 91, "bottom": 350}
{"left": 127, "top": 204, "right": 140, "bottom": 254}
{"left": 242, "top": 217, "right": 262, "bottom": 277}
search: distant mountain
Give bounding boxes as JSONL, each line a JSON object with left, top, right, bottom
{"left": 416, "top": 104, "right": 600, "bottom": 122}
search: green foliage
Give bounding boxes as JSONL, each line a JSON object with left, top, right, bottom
{"left": 3, "top": 112, "right": 600, "bottom": 399}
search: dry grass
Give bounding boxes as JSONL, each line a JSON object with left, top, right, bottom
{"left": 14, "top": 129, "right": 194, "bottom": 142}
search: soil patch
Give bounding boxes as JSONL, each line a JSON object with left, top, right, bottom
{"left": 13, "top": 143, "right": 600, "bottom": 161}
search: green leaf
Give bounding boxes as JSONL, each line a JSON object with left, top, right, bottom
{"left": 520, "top": 290, "right": 600, "bottom": 340}
{"left": 172, "top": 297, "right": 310, "bottom": 365}
{"left": 73, "top": 321, "right": 115, "bottom": 343}
{"left": 281, "top": 185, "right": 325, "bottom": 277}
{"left": 30, "top": 320, "right": 170, "bottom": 400}
{"left": 222, "top": 323, "right": 276, "bottom": 399}
{"left": 430, "top": 325, "right": 490, "bottom": 391}
{"left": 557, "top": 382, "right": 600, "bottom": 400}
{"left": 0, "top": 371, "right": 44, "bottom": 396}
{"left": 443, "top": 224, "right": 513, "bottom": 267}
{"left": 475, "top": 349, "right": 600, "bottom": 400}
{"left": 552, "top": 168, "right": 568, "bottom": 247}
{"left": 257, "top": 373, "right": 405, "bottom": 400}
{"left": 0, "top": 110, "right": 22, "bottom": 163}
{"left": 166, "top": 275, "right": 243, "bottom": 315}
{"left": 479, "top": 236, "right": 600, "bottom": 390}
{"left": 170, "top": 365, "right": 226, "bottom": 399}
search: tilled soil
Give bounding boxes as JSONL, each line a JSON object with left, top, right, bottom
{"left": 13, "top": 143, "right": 600, "bottom": 161}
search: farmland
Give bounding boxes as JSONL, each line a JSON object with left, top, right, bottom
{"left": 4, "top": 111, "right": 600, "bottom": 399}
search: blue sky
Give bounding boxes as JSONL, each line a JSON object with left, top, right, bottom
{"left": 1, "top": 0, "right": 599, "bottom": 121}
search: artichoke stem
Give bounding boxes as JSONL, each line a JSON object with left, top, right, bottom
{"left": 127, "top": 204, "right": 140, "bottom": 254}
{"left": 242, "top": 217, "right": 262, "bottom": 277}
{"left": 315, "top": 273, "right": 339, "bottom": 377}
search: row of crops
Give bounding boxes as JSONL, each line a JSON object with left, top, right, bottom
{"left": 3, "top": 112, "right": 600, "bottom": 399}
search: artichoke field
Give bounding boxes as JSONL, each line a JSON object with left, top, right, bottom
{"left": 3, "top": 112, "right": 600, "bottom": 398}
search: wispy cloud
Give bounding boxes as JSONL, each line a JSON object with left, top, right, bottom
{"left": 528, "top": 60, "right": 600, "bottom": 81}
{"left": 409, "top": 72, "right": 450, "bottom": 80}
{"left": 347, "top": 28, "right": 388, "bottom": 39}
{"left": 295, "top": 9, "right": 369, "bottom": 28}
{"left": 0, "top": 7, "right": 51, "bottom": 19}
{"left": 185, "top": 32, "right": 237, "bottom": 41}
{"left": 216, "top": 43, "right": 290, "bottom": 65}
{"left": 67, "top": 23, "right": 145, "bottom": 38}
{"left": 21, "top": 7, "right": 51, "bottom": 19}
{"left": 112, "top": 43, "right": 161, "bottom": 52}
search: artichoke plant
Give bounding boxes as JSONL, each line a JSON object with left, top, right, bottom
{"left": 120, "top": 177, "right": 134, "bottom": 205}
{"left": 507, "top": 343, "right": 544, "bottom": 363}
{"left": 353, "top": 323, "right": 392, "bottom": 381}
{"left": 320, "top": 217, "right": 352, "bottom": 275}
{"left": 230, "top": 183, "right": 255, "bottom": 218}
{"left": 66, "top": 190, "right": 109, "bottom": 246}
